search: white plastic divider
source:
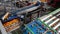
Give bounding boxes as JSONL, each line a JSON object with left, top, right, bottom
{"left": 45, "top": 16, "right": 56, "bottom": 24}
{"left": 56, "top": 13, "right": 60, "bottom": 17}
{"left": 40, "top": 15, "right": 48, "bottom": 20}
{"left": 53, "top": 23, "right": 60, "bottom": 30}
{"left": 49, "top": 19, "right": 60, "bottom": 27}
{"left": 40, "top": 15, "right": 52, "bottom": 21}
{"left": 40, "top": 15, "right": 47, "bottom": 19}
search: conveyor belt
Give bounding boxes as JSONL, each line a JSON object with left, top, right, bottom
{"left": 23, "top": 8, "right": 60, "bottom": 34}
{"left": 39, "top": 8, "right": 60, "bottom": 33}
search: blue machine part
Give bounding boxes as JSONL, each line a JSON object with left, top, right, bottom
{"left": 3, "top": 15, "right": 19, "bottom": 22}
{"left": 35, "top": 20, "right": 47, "bottom": 31}
{"left": 46, "top": 31, "right": 52, "bottom": 34}
{"left": 22, "top": 19, "right": 56, "bottom": 34}
{"left": 23, "top": 20, "right": 48, "bottom": 34}
{"left": 7, "top": 16, "right": 18, "bottom": 20}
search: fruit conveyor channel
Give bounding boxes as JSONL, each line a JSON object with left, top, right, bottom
{"left": 39, "top": 8, "right": 60, "bottom": 33}
{"left": 20, "top": 8, "right": 60, "bottom": 34}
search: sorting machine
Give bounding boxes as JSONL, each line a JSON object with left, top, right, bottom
{"left": 22, "top": 8, "right": 60, "bottom": 34}
{"left": 0, "top": 1, "right": 57, "bottom": 34}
